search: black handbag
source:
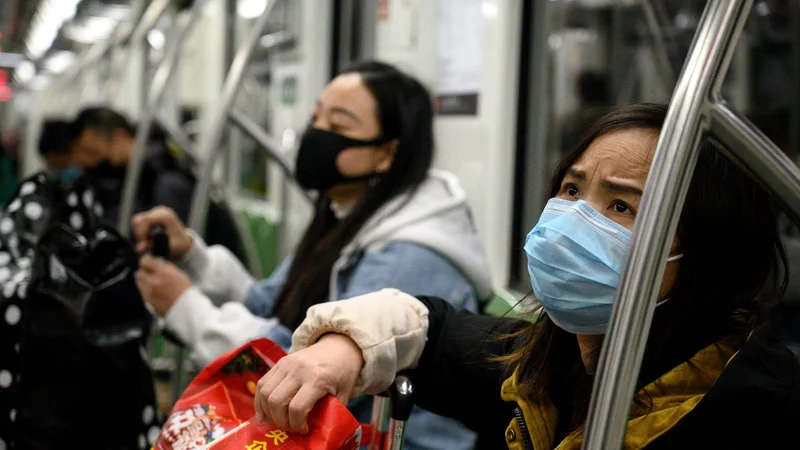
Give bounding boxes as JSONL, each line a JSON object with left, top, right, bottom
{"left": 0, "top": 174, "right": 160, "bottom": 450}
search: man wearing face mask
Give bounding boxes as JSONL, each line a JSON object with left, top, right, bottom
{"left": 39, "top": 119, "right": 82, "bottom": 185}
{"left": 68, "top": 106, "right": 243, "bottom": 256}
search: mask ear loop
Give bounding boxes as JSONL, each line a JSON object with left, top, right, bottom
{"left": 659, "top": 253, "right": 684, "bottom": 306}
{"left": 667, "top": 253, "right": 684, "bottom": 263}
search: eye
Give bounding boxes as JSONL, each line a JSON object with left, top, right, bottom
{"left": 612, "top": 200, "right": 633, "bottom": 215}
{"left": 565, "top": 184, "right": 579, "bottom": 197}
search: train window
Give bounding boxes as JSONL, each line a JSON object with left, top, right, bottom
{"left": 511, "top": 0, "right": 800, "bottom": 296}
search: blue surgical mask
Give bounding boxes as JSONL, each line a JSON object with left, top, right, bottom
{"left": 525, "top": 198, "right": 683, "bottom": 335}
{"left": 56, "top": 165, "right": 82, "bottom": 184}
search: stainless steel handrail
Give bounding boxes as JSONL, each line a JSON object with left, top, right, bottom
{"left": 118, "top": 0, "right": 207, "bottom": 234}
{"left": 130, "top": 0, "right": 172, "bottom": 42}
{"left": 155, "top": 115, "right": 196, "bottom": 156}
{"left": 227, "top": 107, "right": 313, "bottom": 203}
{"left": 708, "top": 102, "right": 800, "bottom": 223}
{"left": 583, "top": 1, "right": 755, "bottom": 448}
{"left": 187, "top": 0, "right": 279, "bottom": 234}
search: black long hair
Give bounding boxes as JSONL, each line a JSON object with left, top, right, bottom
{"left": 272, "top": 61, "right": 435, "bottom": 330}
{"left": 503, "top": 103, "right": 788, "bottom": 433}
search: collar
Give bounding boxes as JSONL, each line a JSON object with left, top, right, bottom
{"left": 502, "top": 339, "right": 740, "bottom": 450}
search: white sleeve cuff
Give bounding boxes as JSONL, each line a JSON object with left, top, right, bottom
{"left": 163, "top": 286, "right": 276, "bottom": 367}
{"left": 175, "top": 230, "right": 255, "bottom": 306}
{"left": 290, "top": 289, "right": 430, "bottom": 396}
{"left": 163, "top": 286, "right": 217, "bottom": 347}
{"left": 176, "top": 230, "right": 210, "bottom": 283}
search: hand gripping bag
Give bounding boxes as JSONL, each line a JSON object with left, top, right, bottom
{"left": 154, "top": 339, "right": 363, "bottom": 450}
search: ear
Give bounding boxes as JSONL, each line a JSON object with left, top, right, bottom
{"left": 374, "top": 139, "right": 399, "bottom": 173}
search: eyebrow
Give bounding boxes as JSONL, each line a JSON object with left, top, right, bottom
{"left": 600, "top": 180, "right": 644, "bottom": 196}
{"left": 565, "top": 168, "right": 643, "bottom": 196}
{"left": 316, "top": 101, "right": 361, "bottom": 123}
{"left": 566, "top": 168, "right": 586, "bottom": 180}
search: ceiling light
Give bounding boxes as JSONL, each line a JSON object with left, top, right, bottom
{"left": 14, "top": 61, "right": 35, "bottom": 84}
{"left": 147, "top": 29, "right": 166, "bottom": 50}
{"left": 25, "top": 0, "right": 82, "bottom": 59}
{"left": 62, "top": 16, "right": 118, "bottom": 44}
{"left": 238, "top": 0, "right": 268, "bottom": 19}
{"left": 43, "top": 51, "right": 76, "bottom": 74}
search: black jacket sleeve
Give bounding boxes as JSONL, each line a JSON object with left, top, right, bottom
{"left": 151, "top": 171, "right": 194, "bottom": 224}
{"left": 411, "top": 296, "right": 528, "bottom": 436}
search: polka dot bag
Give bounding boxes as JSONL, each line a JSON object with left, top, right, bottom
{"left": 0, "top": 174, "right": 160, "bottom": 450}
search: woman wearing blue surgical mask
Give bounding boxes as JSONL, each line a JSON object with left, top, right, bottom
{"left": 255, "top": 104, "right": 800, "bottom": 449}
{"left": 132, "top": 61, "right": 490, "bottom": 450}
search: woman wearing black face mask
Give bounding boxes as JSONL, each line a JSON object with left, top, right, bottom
{"left": 132, "top": 61, "right": 492, "bottom": 450}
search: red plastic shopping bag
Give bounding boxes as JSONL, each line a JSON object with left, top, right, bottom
{"left": 154, "top": 339, "right": 363, "bottom": 450}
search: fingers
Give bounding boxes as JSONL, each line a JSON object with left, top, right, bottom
{"left": 267, "top": 377, "right": 304, "bottom": 432}
{"left": 131, "top": 206, "right": 181, "bottom": 253}
{"left": 255, "top": 365, "right": 285, "bottom": 422}
{"left": 288, "top": 384, "right": 327, "bottom": 434}
{"left": 138, "top": 255, "right": 160, "bottom": 272}
{"left": 135, "top": 270, "right": 154, "bottom": 298}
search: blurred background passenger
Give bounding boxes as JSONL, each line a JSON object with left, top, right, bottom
{"left": 68, "top": 106, "right": 242, "bottom": 255}
{"left": 38, "top": 119, "right": 80, "bottom": 184}
{"left": 0, "top": 132, "right": 19, "bottom": 205}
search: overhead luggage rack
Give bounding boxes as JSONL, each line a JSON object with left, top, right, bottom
{"left": 583, "top": 1, "right": 800, "bottom": 448}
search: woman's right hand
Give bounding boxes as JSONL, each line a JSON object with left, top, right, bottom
{"left": 131, "top": 206, "right": 194, "bottom": 259}
{"left": 254, "top": 333, "right": 364, "bottom": 434}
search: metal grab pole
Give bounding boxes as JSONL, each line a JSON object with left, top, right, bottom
{"left": 227, "top": 107, "right": 314, "bottom": 203}
{"left": 118, "top": 0, "right": 207, "bottom": 234}
{"left": 188, "top": 1, "right": 279, "bottom": 234}
{"left": 155, "top": 115, "right": 196, "bottom": 157}
{"left": 130, "top": 0, "right": 172, "bottom": 42}
{"left": 582, "top": 1, "right": 753, "bottom": 449}
{"left": 708, "top": 103, "right": 800, "bottom": 223}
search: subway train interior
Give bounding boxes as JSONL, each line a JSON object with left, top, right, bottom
{"left": 0, "top": 0, "right": 799, "bottom": 449}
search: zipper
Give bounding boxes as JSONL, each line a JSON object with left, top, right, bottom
{"left": 513, "top": 407, "right": 534, "bottom": 450}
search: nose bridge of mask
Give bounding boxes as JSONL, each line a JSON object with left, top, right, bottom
{"left": 529, "top": 199, "right": 632, "bottom": 271}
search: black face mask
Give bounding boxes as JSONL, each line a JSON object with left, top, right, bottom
{"left": 85, "top": 160, "right": 128, "bottom": 182}
{"left": 295, "top": 127, "right": 393, "bottom": 191}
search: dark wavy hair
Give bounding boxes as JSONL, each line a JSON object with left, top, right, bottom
{"left": 272, "top": 61, "right": 435, "bottom": 330}
{"left": 502, "top": 103, "right": 788, "bottom": 433}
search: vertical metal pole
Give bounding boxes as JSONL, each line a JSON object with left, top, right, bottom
{"left": 188, "top": 0, "right": 279, "bottom": 234}
{"left": 358, "top": 0, "right": 378, "bottom": 61}
{"left": 519, "top": 0, "right": 552, "bottom": 284}
{"left": 222, "top": 0, "right": 238, "bottom": 187}
{"left": 369, "top": 396, "right": 391, "bottom": 450}
{"left": 582, "top": 1, "right": 752, "bottom": 448}
{"left": 337, "top": 0, "right": 356, "bottom": 70}
{"left": 118, "top": 0, "right": 207, "bottom": 234}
